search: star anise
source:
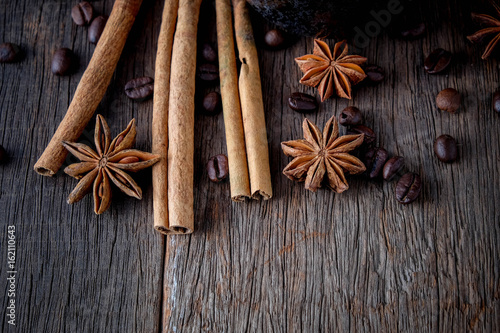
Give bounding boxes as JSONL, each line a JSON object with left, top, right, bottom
{"left": 467, "top": 3, "right": 500, "bottom": 59}
{"left": 62, "top": 115, "right": 160, "bottom": 214}
{"left": 281, "top": 115, "right": 366, "bottom": 193}
{"left": 295, "top": 39, "right": 367, "bottom": 101}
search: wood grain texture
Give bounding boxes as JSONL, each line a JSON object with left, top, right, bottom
{"left": 1, "top": 0, "right": 499, "bottom": 332}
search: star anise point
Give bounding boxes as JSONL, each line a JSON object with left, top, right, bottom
{"left": 468, "top": 6, "right": 500, "bottom": 59}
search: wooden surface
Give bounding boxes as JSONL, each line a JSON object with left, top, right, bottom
{"left": 1, "top": 0, "right": 499, "bottom": 332}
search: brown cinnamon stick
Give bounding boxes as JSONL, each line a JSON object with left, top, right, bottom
{"left": 34, "top": 0, "right": 144, "bottom": 176}
{"left": 152, "top": 0, "right": 179, "bottom": 234}
{"left": 215, "top": 0, "right": 251, "bottom": 202}
{"left": 166, "top": 0, "right": 203, "bottom": 234}
{"left": 232, "top": 0, "right": 272, "bottom": 199}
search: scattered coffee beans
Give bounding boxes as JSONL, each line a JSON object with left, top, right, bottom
{"left": 383, "top": 156, "right": 405, "bottom": 181}
{"left": 51, "top": 48, "right": 76, "bottom": 75}
{"left": 434, "top": 134, "right": 457, "bottom": 163}
{"left": 0, "top": 43, "right": 21, "bottom": 63}
{"left": 124, "top": 77, "right": 154, "bottom": 100}
{"left": 198, "top": 63, "right": 219, "bottom": 81}
{"left": 202, "top": 91, "right": 222, "bottom": 115}
{"left": 201, "top": 43, "right": 217, "bottom": 63}
{"left": 264, "top": 29, "right": 285, "bottom": 49}
{"left": 364, "top": 65, "right": 385, "bottom": 85}
{"left": 364, "top": 147, "right": 389, "bottom": 179}
{"left": 399, "top": 22, "right": 426, "bottom": 39}
{"left": 339, "top": 106, "right": 363, "bottom": 126}
{"left": 207, "top": 154, "right": 229, "bottom": 182}
{"left": 492, "top": 90, "right": 500, "bottom": 113}
{"left": 288, "top": 92, "right": 318, "bottom": 113}
{"left": 347, "top": 125, "right": 376, "bottom": 145}
{"left": 395, "top": 172, "right": 421, "bottom": 204}
{"left": 71, "top": 1, "right": 93, "bottom": 26}
{"left": 436, "top": 88, "right": 460, "bottom": 113}
{"left": 89, "top": 16, "right": 107, "bottom": 44}
{"left": 0, "top": 145, "right": 6, "bottom": 164}
{"left": 424, "top": 48, "right": 452, "bottom": 74}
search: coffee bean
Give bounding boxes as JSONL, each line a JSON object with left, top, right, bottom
{"left": 399, "top": 22, "right": 426, "bottom": 39}
{"left": 0, "top": 145, "right": 6, "bottom": 164}
{"left": 383, "top": 156, "right": 405, "bottom": 181}
{"left": 339, "top": 106, "right": 363, "bottom": 126}
{"left": 492, "top": 90, "right": 500, "bottom": 113}
{"left": 347, "top": 125, "right": 376, "bottom": 145}
{"left": 71, "top": 1, "right": 93, "bottom": 26}
{"left": 207, "top": 154, "right": 229, "bottom": 182}
{"left": 197, "top": 63, "right": 219, "bottom": 81}
{"left": 364, "top": 147, "right": 389, "bottom": 179}
{"left": 364, "top": 65, "right": 385, "bottom": 85}
{"left": 436, "top": 88, "right": 460, "bottom": 113}
{"left": 51, "top": 48, "right": 76, "bottom": 75}
{"left": 264, "top": 29, "right": 286, "bottom": 49}
{"left": 288, "top": 92, "right": 318, "bottom": 113}
{"left": 434, "top": 134, "right": 457, "bottom": 163}
{"left": 201, "top": 43, "right": 217, "bottom": 63}
{"left": 89, "top": 16, "right": 107, "bottom": 44}
{"left": 424, "top": 48, "right": 452, "bottom": 74}
{"left": 202, "top": 91, "right": 222, "bottom": 115}
{"left": 395, "top": 172, "right": 421, "bottom": 204}
{"left": 124, "top": 77, "right": 154, "bottom": 100}
{"left": 0, "top": 43, "right": 21, "bottom": 63}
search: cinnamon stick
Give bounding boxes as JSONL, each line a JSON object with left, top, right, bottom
{"left": 215, "top": 0, "right": 251, "bottom": 202}
{"left": 232, "top": 0, "right": 272, "bottom": 199}
{"left": 34, "top": 0, "right": 144, "bottom": 176}
{"left": 167, "top": 0, "right": 203, "bottom": 234}
{"left": 152, "top": 0, "right": 179, "bottom": 234}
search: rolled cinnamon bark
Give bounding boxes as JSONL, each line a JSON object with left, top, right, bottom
{"left": 215, "top": 0, "right": 251, "bottom": 202}
{"left": 34, "top": 0, "right": 144, "bottom": 176}
{"left": 232, "top": 0, "right": 272, "bottom": 199}
{"left": 167, "top": 0, "right": 203, "bottom": 234}
{"left": 152, "top": 0, "right": 179, "bottom": 234}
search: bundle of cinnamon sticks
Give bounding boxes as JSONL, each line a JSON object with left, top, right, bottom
{"left": 153, "top": 0, "right": 272, "bottom": 234}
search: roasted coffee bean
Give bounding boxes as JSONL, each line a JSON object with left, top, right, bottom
{"left": 347, "top": 125, "right": 375, "bottom": 145}
{"left": 202, "top": 91, "right": 222, "bottom": 114}
{"left": 124, "top": 76, "right": 154, "bottom": 100}
{"left": 71, "top": 1, "right": 93, "bottom": 26}
{"left": 88, "top": 16, "right": 107, "bottom": 44}
{"left": 207, "top": 154, "right": 229, "bottom": 182}
{"left": 51, "top": 48, "right": 76, "bottom": 75}
{"left": 197, "top": 63, "right": 219, "bottom": 81}
{"left": 395, "top": 172, "right": 421, "bottom": 204}
{"left": 434, "top": 134, "right": 457, "bottom": 163}
{"left": 0, "top": 145, "right": 6, "bottom": 164}
{"left": 0, "top": 43, "right": 21, "bottom": 63}
{"left": 264, "top": 29, "right": 286, "bottom": 49}
{"left": 364, "top": 147, "right": 389, "bottom": 179}
{"left": 383, "top": 156, "right": 405, "bottom": 181}
{"left": 399, "top": 22, "right": 426, "bottom": 39}
{"left": 288, "top": 92, "right": 318, "bottom": 113}
{"left": 364, "top": 65, "right": 385, "bottom": 85}
{"left": 436, "top": 88, "right": 460, "bottom": 113}
{"left": 339, "top": 106, "right": 363, "bottom": 126}
{"left": 424, "top": 48, "right": 452, "bottom": 74}
{"left": 201, "top": 43, "right": 217, "bottom": 63}
{"left": 493, "top": 90, "right": 500, "bottom": 113}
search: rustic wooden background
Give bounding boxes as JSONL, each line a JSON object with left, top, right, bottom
{"left": 1, "top": 0, "right": 499, "bottom": 331}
